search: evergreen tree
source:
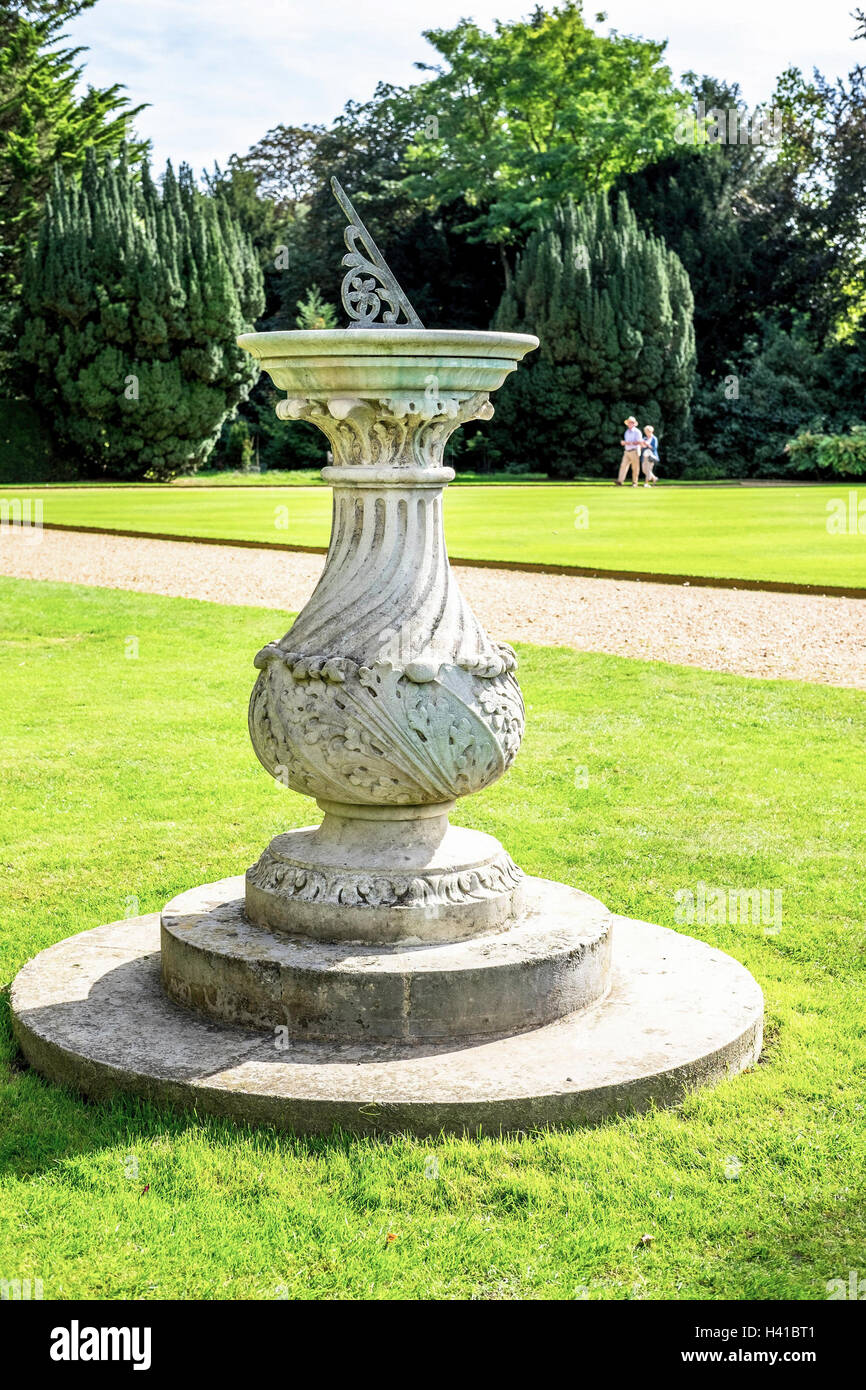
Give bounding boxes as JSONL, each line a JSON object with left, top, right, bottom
{"left": 489, "top": 192, "right": 695, "bottom": 476}
{"left": 295, "top": 284, "right": 337, "bottom": 330}
{"left": 203, "top": 158, "right": 296, "bottom": 327}
{"left": 0, "top": 1, "right": 147, "bottom": 346}
{"left": 17, "top": 148, "right": 264, "bottom": 478}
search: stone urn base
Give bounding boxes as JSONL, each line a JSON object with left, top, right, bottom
{"left": 10, "top": 868, "right": 763, "bottom": 1137}
{"left": 243, "top": 803, "right": 524, "bottom": 943}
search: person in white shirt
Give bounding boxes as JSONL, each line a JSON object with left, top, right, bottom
{"left": 616, "top": 416, "right": 642, "bottom": 486}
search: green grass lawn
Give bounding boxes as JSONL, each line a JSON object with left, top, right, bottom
{"left": 9, "top": 481, "right": 866, "bottom": 587}
{"left": 1, "top": 576, "right": 864, "bottom": 1299}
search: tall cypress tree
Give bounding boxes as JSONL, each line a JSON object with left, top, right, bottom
{"left": 17, "top": 148, "right": 264, "bottom": 478}
{"left": 490, "top": 192, "right": 696, "bottom": 476}
{"left": 0, "top": 0, "right": 148, "bottom": 352}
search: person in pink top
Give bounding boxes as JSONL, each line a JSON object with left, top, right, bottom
{"left": 616, "top": 416, "right": 642, "bottom": 486}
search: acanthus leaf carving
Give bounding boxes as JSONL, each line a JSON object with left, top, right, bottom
{"left": 273, "top": 391, "right": 494, "bottom": 470}
{"left": 249, "top": 655, "right": 525, "bottom": 806}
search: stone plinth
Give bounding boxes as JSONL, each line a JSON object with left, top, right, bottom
{"left": 9, "top": 319, "right": 765, "bottom": 1136}
{"left": 11, "top": 901, "right": 763, "bottom": 1138}
{"left": 161, "top": 876, "right": 613, "bottom": 1041}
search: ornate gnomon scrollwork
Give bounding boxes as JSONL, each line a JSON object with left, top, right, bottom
{"left": 331, "top": 177, "right": 424, "bottom": 330}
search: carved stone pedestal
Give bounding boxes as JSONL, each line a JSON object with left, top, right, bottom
{"left": 10, "top": 326, "right": 764, "bottom": 1136}
{"left": 241, "top": 331, "right": 534, "bottom": 950}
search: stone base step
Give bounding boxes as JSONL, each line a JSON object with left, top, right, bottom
{"left": 244, "top": 815, "right": 525, "bottom": 943}
{"left": 10, "top": 905, "right": 763, "bottom": 1138}
{"left": 161, "top": 876, "right": 612, "bottom": 1043}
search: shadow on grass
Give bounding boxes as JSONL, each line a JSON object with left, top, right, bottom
{"left": 4, "top": 988, "right": 609, "bottom": 1178}
{"left": 0, "top": 989, "right": 402, "bottom": 1176}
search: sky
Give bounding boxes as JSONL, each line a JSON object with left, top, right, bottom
{"left": 65, "top": 0, "right": 863, "bottom": 175}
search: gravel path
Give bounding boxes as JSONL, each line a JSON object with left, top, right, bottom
{"left": 2, "top": 527, "right": 864, "bottom": 689}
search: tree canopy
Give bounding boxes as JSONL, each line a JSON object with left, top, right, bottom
{"left": 0, "top": 0, "right": 147, "bottom": 323}
{"left": 3, "top": 1, "right": 865, "bottom": 480}
{"left": 402, "top": 3, "right": 689, "bottom": 271}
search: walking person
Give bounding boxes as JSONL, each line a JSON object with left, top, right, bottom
{"left": 641, "top": 425, "right": 660, "bottom": 486}
{"left": 616, "top": 416, "right": 643, "bottom": 486}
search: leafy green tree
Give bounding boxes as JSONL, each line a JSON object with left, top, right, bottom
{"left": 17, "top": 148, "right": 264, "bottom": 478}
{"left": 770, "top": 45, "right": 866, "bottom": 341}
{"left": 403, "top": 3, "right": 689, "bottom": 280}
{"left": 614, "top": 77, "right": 773, "bottom": 380}
{"left": 208, "top": 125, "right": 324, "bottom": 329}
{"left": 691, "top": 321, "right": 866, "bottom": 476}
{"left": 489, "top": 192, "right": 696, "bottom": 476}
{"left": 0, "top": 0, "right": 147, "bottom": 340}
{"left": 231, "top": 8, "right": 689, "bottom": 331}
{"left": 646, "top": 41, "right": 866, "bottom": 364}
{"left": 223, "top": 85, "right": 510, "bottom": 333}
{"left": 271, "top": 85, "right": 425, "bottom": 328}
{"left": 618, "top": 52, "right": 866, "bottom": 472}
{"left": 227, "top": 123, "right": 324, "bottom": 218}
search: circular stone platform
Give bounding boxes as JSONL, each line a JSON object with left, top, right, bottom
{"left": 10, "top": 889, "right": 763, "bottom": 1137}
